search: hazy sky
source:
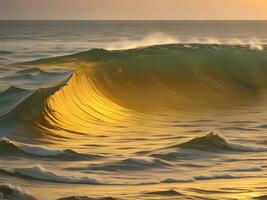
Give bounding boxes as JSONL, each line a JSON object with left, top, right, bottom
{"left": 1, "top": 0, "right": 267, "bottom": 20}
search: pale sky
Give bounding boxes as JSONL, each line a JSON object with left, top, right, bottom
{"left": 0, "top": 0, "right": 267, "bottom": 20}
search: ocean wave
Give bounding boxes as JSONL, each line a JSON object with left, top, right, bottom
{"left": 150, "top": 132, "right": 267, "bottom": 161}
{"left": 2, "top": 43, "right": 267, "bottom": 136}
{"left": 58, "top": 196, "right": 118, "bottom": 200}
{"left": 23, "top": 43, "right": 267, "bottom": 135}
{"left": 224, "top": 167, "right": 263, "bottom": 172}
{"left": 170, "top": 132, "right": 267, "bottom": 152}
{"left": 0, "top": 50, "right": 13, "bottom": 55}
{"left": 193, "top": 174, "right": 247, "bottom": 180}
{"left": 3, "top": 67, "right": 71, "bottom": 82}
{"left": 0, "top": 137, "right": 102, "bottom": 160}
{"left": 161, "top": 178, "right": 195, "bottom": 183}
{"left": 161, "top": 173, "right": 249, "bottom": 184}
{"left": 0, "top": 165, "right": 103, "bottom": 185}
{"left": 0, "top": 73, "right": 72, "bottom": 120}
{"left": 0, "top": 184, "right": 36, "bottom": 200}
{"left": 145, "top": 189, "right": 183, "bottom": 196}
{"left": 68, "top": 157, "right": 172, "bottom": 172}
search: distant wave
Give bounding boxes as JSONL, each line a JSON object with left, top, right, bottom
{"left": 163, "top": 132, "right": 267, "bottom": 153}
{"left": 150, "top": 132, "right": 267, "bottom": 161}
{"left": 67, "top": 157, "right": 172, "bottom": 172}
{"left": 161, "top": 178, "right": 195, "bottom": 183}
{"left": 193, "top": 174, "right": 249, "bottom": 180}
{"left": 145, "top": 189, "right": 183, "bottom": 196}
{"left": 58, "top": 196, "right": 118, "bottom": 200}
{"left": 223, "top": 167, "right": 263, "bottom": 172}
{"left": 161, "top": 173, "right": 250, "bottom": 184}
{"left": 0, "top": 137, "right": 102, "bottom": 160}
{"left": 0, "top": 165, "right": 103, "bottom": 185}
{"left": 0, "top": 50, "right": 13, "bottom": 55}
{"left": 0, "top": 184, "right": 36, "bottom": 200}
{"left": 0, "top": 165, "right": 250, "bottom": 187}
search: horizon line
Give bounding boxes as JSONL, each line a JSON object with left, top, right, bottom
{"left": 1, "top": 19, "right": 267, "bottom": 21}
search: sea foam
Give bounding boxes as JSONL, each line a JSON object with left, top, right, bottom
{"left": 1, "top": 165, "right": 102, "bottom": 185}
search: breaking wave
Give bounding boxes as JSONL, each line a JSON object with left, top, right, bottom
{"left": 1, "top": 43, "right": 267, "bottom": 138}
{"left": 0, "top": 165, "right": 103, "bottom": 185}
{"left": 0, "top": 137, "right": 102, "bottom": 160}
{"left": 67, "top": 157, "right": 172, "bottom": 172}
{"left": 106, "top": 33, "right": 264, "bottom": 51}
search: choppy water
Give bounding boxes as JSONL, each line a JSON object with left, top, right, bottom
{"left": 1, "top": 20, "right": 267, "bottom": 200}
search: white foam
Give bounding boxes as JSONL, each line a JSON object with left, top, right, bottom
{"left": 105, "top": 33, "right": 264, "bottom": 51}
{"left": 0, "top": 137, "right": 64, "bottom": 156}
{"left": 107, "top": 33, "right": 178, "bottom": 50}
{"left": 249, "top": 38, "right": 264, "bottom": 50}
{"left": 13, "top": 165, "right": 101, "bottom": 184}
{"left": 19, "top": 144, "right": 63, "bottom": 156}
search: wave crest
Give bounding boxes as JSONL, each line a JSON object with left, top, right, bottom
{"left": 166, "top": 132, "right": 267, "bottom": 153}
{"left": 0, "top": 137, "right": 102, "bottom": 160}
{"left": 0, "top": 165, "right": 103, "bottom": 185}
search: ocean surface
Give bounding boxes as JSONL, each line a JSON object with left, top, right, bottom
{"left": 0, "top": 20, "right": 267, "bottom": 200}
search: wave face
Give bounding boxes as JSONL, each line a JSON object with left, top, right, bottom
{"left": 23, "top": 44, "right": 266, "bottom": 137}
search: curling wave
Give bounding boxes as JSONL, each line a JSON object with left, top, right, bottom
{"left": 2, "top": 43, "right": 267, "bottom": 137}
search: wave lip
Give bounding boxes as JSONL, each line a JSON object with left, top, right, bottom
{"left": 0, "top": 184, "right": 36, "bottom": 200}
{"left": 0, "top": 137, "right": 102, "bottom": 160}
{"left": 0, "top": 165, "right": 103, "bottom": 185}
